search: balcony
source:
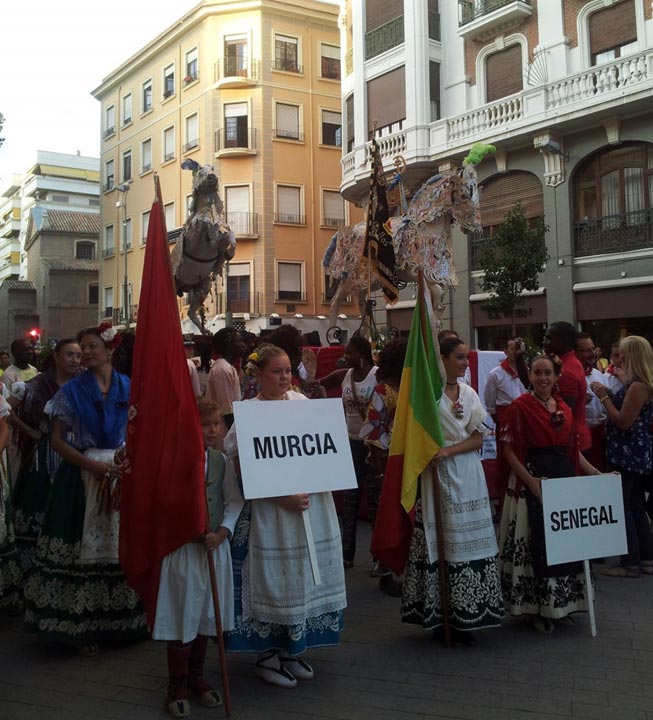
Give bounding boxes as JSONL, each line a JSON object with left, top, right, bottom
{"left": 215, "top": 291, "right": 261, "bottom": 316}
{"left": 214, "top": 58, "right": 259, "bottom": 87}
{"left": 214, "top": 128, "right": 258, "bottom": 157}
{"left": 458, "top": 1, "right": 532, "bottom": 41}
{"left": 102, "top": 246, "right": 115, "bottom": 258}
{"left": 574, "top": 210, "right": 653, "bottom": 258}
{"left": 103, "top": 126, "right": 115, "bottom": 140}
{"left": 365, "top": 16, "right": 404, "bottom": 60}
{"left": 183, "top": 139, "right": 199, "bottom": 153}
{"left": 274, "top": 213, "right": 305, "bottom": 225}
{"left": 226, "top": 212, "right": 259, "bottom": 238}
{"left": 322, "top": 217, "right": 346, "bottom": 229}
{"left": 342, "top": 49, "right": 653, "bottom": 193}
{"left": 273, "top": 129, "right": 304, "bottom": 142}
{"left": 183, "top": 72, "right": 198, "bottom": 86}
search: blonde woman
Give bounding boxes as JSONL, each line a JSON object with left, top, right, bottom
{"left": 591, "top": 336, "right": 653, "bottom": 578}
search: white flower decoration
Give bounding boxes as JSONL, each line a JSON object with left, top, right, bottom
{"left": 100, "top": 327, "right": 118, "bottom": 344}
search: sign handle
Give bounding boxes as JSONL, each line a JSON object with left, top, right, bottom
{"left": 583, "top": 559, "right": 597, "bottom": 637}
{"left": 303, "top": 511, "right": 322, "bottom": 586}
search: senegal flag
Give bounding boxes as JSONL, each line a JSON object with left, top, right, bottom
{"left": 370, "top": 287, "right": 444, "bottom": 574}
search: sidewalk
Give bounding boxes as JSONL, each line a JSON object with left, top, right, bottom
{"left": 2, "top": 526, "right": 653, "bottom": 720}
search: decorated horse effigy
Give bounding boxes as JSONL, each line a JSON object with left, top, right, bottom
{"left": 323, "top": 143, "right": 495, "bottom": 338}
{"left": 170, "top": 160, "right": 236, "bottom": 333}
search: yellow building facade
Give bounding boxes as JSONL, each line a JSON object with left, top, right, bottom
{"left": 93, "top": 0, "right": 360, "bottom": 333}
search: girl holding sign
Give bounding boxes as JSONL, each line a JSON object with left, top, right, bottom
{"left": 499, "top": 354, "right": 600, "bottom": 634}
{"left": 224, "top": 345, "right": 347, "bottom": 688}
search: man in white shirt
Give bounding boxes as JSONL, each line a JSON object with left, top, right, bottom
{"left": 576, "top": 332, "right": 607, "bottom": 471}
{"left": 603, "top": 341, "right": 625, "bottom": 395}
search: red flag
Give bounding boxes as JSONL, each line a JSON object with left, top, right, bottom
{"left": 119, "top": 175, "right": 206, "bottom": 628}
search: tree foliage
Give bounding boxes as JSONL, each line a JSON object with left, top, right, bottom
{"left": 478, "top": 202, "right": 549, "bottom": 333}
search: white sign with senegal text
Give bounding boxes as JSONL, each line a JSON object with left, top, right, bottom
{"left": 232, "top": 397, "right": 357, "bottom": 500}
{"left": 542, "top": 474, "right": 627, "bottom": 565}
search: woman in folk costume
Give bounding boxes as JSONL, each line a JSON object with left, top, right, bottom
{"left": 10, "top": 339, "right": 81, "bottom": 573}
{"left": 401, "top": 337, "right": 503, "bottom": 646}
{"left": 499, "top": 354, "right": 600, "bottom": 634}
{"left": 24, "top": 324, "right": 147, "bottom": 656}
{"left": 153, "top": 399, "right": 244, "bottom": 718}
{"left": 224, "top": 344, "right": 347, "bottom": 688}
{"left": 0, "top": 392, "right": 22, "bottom": 612}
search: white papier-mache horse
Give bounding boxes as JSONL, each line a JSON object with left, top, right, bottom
{"left": 170, "top": 159, "right": 236, "bottom": 333}
{"left": 323, "top": 143, "right": 494, "bottom": 335}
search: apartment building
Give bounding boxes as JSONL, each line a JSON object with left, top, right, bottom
{"left": 341, "top": 0, "right": 653, "bottom": 352}
{"left": 92, "top": 0, "right": 360, "bottom": 337}
{"left": 0, "top": 152, "right": 100, "bottom": 348}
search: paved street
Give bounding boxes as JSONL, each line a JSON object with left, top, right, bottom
{"left": 2, "top": 524, "right": 653, "bottom": 720}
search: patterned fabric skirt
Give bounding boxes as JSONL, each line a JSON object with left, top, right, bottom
{"left": 0, "top": 450, "right": 22, "bottom": 610}
{"left": 225, "top": 501, "right": 343, "bottom": 655}
{"left": 401, "top": 499, "right": 503, "bottom": 632}
{"left": 23, "top": 461, "right": 148, "bottom": 647}
{"left": 499, "top": 486, "right": 587, "bottom": 619}
{"left": 12, "top": 437, "right": 51, "bottom": 574}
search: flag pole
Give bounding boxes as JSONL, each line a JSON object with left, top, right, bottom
{"left": 418, "top": 270, "right": 452, "bottom": 648}
{"left": 204, "top": 510, "right": 232, "bottom": 716}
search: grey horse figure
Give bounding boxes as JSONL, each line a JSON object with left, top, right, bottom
{"left": 170, "top": 159, "right": 236, "bottom": 333}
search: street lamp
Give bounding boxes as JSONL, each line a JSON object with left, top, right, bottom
{"left": 115, "top": 183, "right": 131, "bottom": 328}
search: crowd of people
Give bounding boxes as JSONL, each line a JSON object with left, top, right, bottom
{"left": 0, "top": 318, "right": 652, "bottom": 717}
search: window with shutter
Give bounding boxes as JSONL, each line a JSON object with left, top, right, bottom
{"left": 346, "top": 95, "right": 354, "bottom": 152}
{"left": 485, "top": 45, "right": 523, "bottom": 103}
{"left": 225, "top": 37, "right": 248, "bottom": 77}
{"left": 141, "top": 139, "right": 152, "bottom": 173}
{"left": 429, "top": 61, "right": 440, "bottom": 121}
{"left": 589, "top": 0, "right": 636, "bottom": 64}
{"left": 185, "top": 47, "right": 198, "bottom": 82}
{"left": 163, "top": 126, "right": 175, "bottom": 162}
{"left": 185, "top": 113, "right": 199, "bottom": 151}
{"left": 105, "top": 160, "right": 114, "bottom": 192}
{"left": 122, "top": 94, "right": 132, "bottom": 125}
{"left": 323, "top": 190, "right": 345, "bottom": 227}
{"left": 275, "top": 34, "right": 299, "bottom": 73}
{"left": 322, "top": 110, "right": 342, "bottom": 147}
{"left": 224, "top": 103, "right": 248, "bottom": 148}
{"left": 367, "top": 66, "right": 406, "bottom": 136}
{"left": 141, "top": 211, "right": 150, "bottom": 244}
{"left": 275, "top": 103, "right": 301, "bottom": 141}
{"left": 142, "top": 80, "right": 152, "bottom": 113}
{"left": 321, "top": 44, "right": 340, "bottom": 79}
{"left": 225, "top": 185, "right": 251, "bottom": 235}
{"left": 276, "top": 185, "right": 302, "bottom": 224}
{"left": 277, "top": 262, "right": 303, "bottom": 301}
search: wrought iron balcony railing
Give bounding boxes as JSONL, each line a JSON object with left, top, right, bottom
{"left": 216, "top": 291, "right": 261, "bottom": 315}
{"left": 274, "top": 213, "right": 305, "bottom": 225}
{"left": 214, "top": 128, "right": 258, "bottom": 152}
{"left": 225, "top": 212, "right": 259, "bottom": 236}
{"left": 459, "top": 0, "right": 531, "bottom": 26}
{"left": 574, "top": 210, "right": 653, "bottom": 257}
{"left": 365, "top": 16, "right": 404, "bottom": 60}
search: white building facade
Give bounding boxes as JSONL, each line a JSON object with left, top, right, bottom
{"left": 341, "top": 0, "right": 653, "bottom": 352}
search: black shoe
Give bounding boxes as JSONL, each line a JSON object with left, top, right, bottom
{"left": 452, "top": 629, "right": 477, "bottom": 646}
{"left": 379, "top": 574, "right": 403, "bottom": 597}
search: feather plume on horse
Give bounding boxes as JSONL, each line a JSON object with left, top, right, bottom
{"left": 171, "top": 160, "right": 236, "bottom": 333}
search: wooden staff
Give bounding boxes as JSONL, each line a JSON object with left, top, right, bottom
{"left": 204, "top": 496, "right": 232, "bottom": 716}
{"left": 418, "top": 270, "right": 452, "bottom": 648}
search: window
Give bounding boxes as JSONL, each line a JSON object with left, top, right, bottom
{"left": 163, "top": 64, "right": 175, "bottom": 98}
{"left": 122, "top": 93, "right": 132, "bottom": 125}
{"left": 324, "top": 270, "right": 338, "bottom": 302}
{"left": 320, "top": 44, "right": 340, "bottom": 80}
{"left": 164, "top": 202, "right": 175, "bottom": 229}
{"left": 589, "top": 0, "right": 637, "bottom": 65}
{"left": 224, "top": 36, "right": 248, "bottom": 77}
{"left": 346, "top": 94, "right": 354, "bottom": 152}
{"left": 429, "top": 61, "right": 441, "bottom": 121}
{"left": 103, "top": 225, "right": 115, "bottom": 256}
{"left": 89, "top": 284, "right": 99, "bottom": 305}
{"left": 141, "top": 210, "right": 150, "bottom": 244}
{"left": 141, "top": 138, "right": 152, "bottom": 173}
{"left": 122, "top": 217, "right": 132, "bottom": 251}
{"left": 225, "top": 185, "right": 253, "bottom": 235}
{"left": 142, "top": 79, "right": 152, "bottom": 113}
{"left": 275, "top": 103, "right": 301, "bottom": 141}
{"left": 275, "top": 185, "right": 303, "bottom": 224}
{"left": 122, "top": 150, "right": 132, "bottom": 182}
{"left": 185, "top": 113, "right": 199, "bottom": 151}
{"left": 186, "top": 194, "right": 194, "bottom": 218}
{"left": 573, "top": 143, "right": 653, "bottom": 256}
{"left": 322, "top": 190, "right": 345, "bottom": 227}
{"left": 104, "top": 287, "right": 114, "bottom": 317}
{"left": 485, "top": 45, "right": 522, "bottom": 102}
{"left": 185, "top": 47, "right": 198, "bottom": 83}
{"left": 277, "top": 261, "right": 304, "bottom": 301}
{"left": 224, "top": 103, "right": 249, "bottom": 148}
{"left": 163, "top": 126, "right": 175, "bottom": 162}
{"left": 367, "top": 66, "right": 406, "bottom": 137}
{"left": 226, "top": 263, "right": 251, "bottom": 313}
{"left": 105, "top": 159, "right": 115, "bottom": 191}
{"left": 104, "top": 105, "right": 115, "bottom": 138}
{"left": 274, "top": 34, "right": 300, "bottom": 73}
{"left": 76, "top": 241, "right": 96, "bottom": 260}
{"left": 321, "top": 109, "right": 341, "bottom": 147}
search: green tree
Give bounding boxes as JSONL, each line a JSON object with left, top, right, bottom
{"left": 477, "top": 202, "right": 549, "bottom": 336}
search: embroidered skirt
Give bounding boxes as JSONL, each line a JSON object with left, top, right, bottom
{"left": 12, "top": 437, "right": 52, "bottom": 574}
{"left": 0, "top": 449, "right": 21, "bottom": 610}
{"left": 23, "top": 461, "right": 148, "bottom": 647}
{"left": 499, "top": 485, "right": 587, "bottom": 619}
{"left": 225, "top": 501, "right": 344, "bottom": 655}
{"left": 401, "top": 498, "right": 503, "bottom": 632}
